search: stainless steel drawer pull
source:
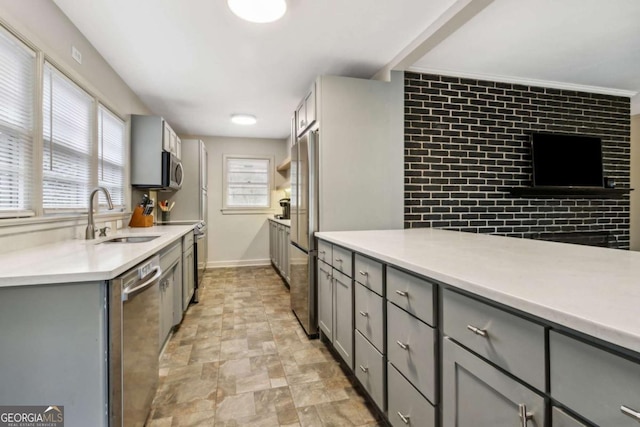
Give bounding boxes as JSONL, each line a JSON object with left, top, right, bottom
{"left": 621, "top": 406, "right": 640, "bottom": 422}
{"left": 335, "top": 258, "right": 343, "bottom": 263}
{"left": 359, "top": 270, "right": 368, "bottom": 276}
{"left": 359, "top": 365, "right": 368, "bottom": 373}
{"left": 319, "top": 250, "right": 325, "bottom": 255}
{"left": 396, "top": 340, "right": 409, "bottom": 350}
{"left": 467, "top": 324, "right": 488, "bottom": 337}
{"left": 395, "top": 290, "right": 408, "bottom": 297}
{"left": 359, "top": 311, "right": 368, "bottom": 317}
{"left": 397, "top": 412, "right": 410, "bottom": 424}
{"left": 518, "top": 404, "right": 533, "bottom": 427}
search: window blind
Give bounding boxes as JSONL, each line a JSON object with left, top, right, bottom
{"left": 42, "top": 63, "right": 93, "bottom": 211}
{"left": 225, "top": 157, "right": 271, "bottom": 208}
{"left": 0, "top": 26, "right": 35, "bottom": 217}
{"left": 98, "top": 105, "right": 125, "bottom": 209}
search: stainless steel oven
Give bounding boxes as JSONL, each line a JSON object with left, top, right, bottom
{"left": 109, "top": 255, "right": 162, "bottom": 427}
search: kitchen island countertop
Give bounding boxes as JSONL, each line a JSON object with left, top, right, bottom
{"left": 0, "top": 224, "right": 196, "bottom": 287}
{"left": 316, "top": 228, "right": 640, "bottom": 355}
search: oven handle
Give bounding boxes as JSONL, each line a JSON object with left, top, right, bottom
{"left": 122, "top": 266, "right": 162, "bottom": 301}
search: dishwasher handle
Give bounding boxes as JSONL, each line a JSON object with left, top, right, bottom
{"left": 122, "top": 266, "right": 162, "bottom": 301}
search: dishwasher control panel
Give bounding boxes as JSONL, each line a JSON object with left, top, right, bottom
{"left": 139, "top": 262, "right": 153, "bottom": 279}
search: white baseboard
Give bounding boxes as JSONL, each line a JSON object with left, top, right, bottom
{"left": 207, "top": 259, "right": 271, "bottom": 269}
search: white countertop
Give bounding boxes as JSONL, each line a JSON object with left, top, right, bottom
{"left": 0, "top": 225, "right": 196, "bottom": 287}
{"left": 269, "top": 218, "right": 291, "bottom": 226}
{"left": 316, "top": 228, "right": 640, "bottom": 355}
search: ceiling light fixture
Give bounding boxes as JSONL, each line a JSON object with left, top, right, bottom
{"left": 231, "top": 114, "right": 257, "bottom": 125}
{"left": 227, "top": 0, "right": 287, "bottom": 23}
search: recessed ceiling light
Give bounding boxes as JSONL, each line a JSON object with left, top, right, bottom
{"left": 231, "top": 114, "right": 257, "bottom": 125}
{"left": 227, "top": 0, "right": 287, "bottom": 23}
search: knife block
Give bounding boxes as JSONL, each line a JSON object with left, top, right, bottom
{"left": 129, "top": 206, "right": 154, "bottom": 227}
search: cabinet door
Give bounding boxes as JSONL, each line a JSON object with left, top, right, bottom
{"left": 442, "top": 337, "right": 546, "bottom": 427}
{"left": 333, "top": 269, "right": 353, "bottom": 369}
{"left": 182, "top": 248, "right": 194, "bottom": 311}
{"left": 159, "top": 273, "right": 174, "bottom": 351}
{"left": 274, "top": 224, "right": 281, "bottom": 270}
{"left": 296, "top": 101, "right": 306, "bottom": 136}
{"left": 269, "top": 222, "right": 276, "bottom": 263}
{"left": 552, "top": 408, "right": 589, "bottom": 427}
{"left": 172, "top": 259, "right": 183, "bottom": 326}
{"left": 278, "top": 225, "right": 286, "bottom": 277}
{"left": 284, "top": 227, "right": 290, "bottom": 282}
{"left": 163, "top": 121, "right": 171, "bottom": 152}
{"left": 317, "top": 260, "right": 333, "bottom": 340}
{"left": 175, "top": 135, "right": 182, "bottom": 160}
{"left": 304, "top": 85, "right": 316, "bottom": 128}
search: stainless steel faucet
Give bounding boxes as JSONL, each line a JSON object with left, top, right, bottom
{"left": 86, "top": 187, "right": 114, "bottom": 239}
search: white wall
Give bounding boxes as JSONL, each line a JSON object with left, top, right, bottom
{"left": 631, "top": 114, "right": 640, "bottom": 250}
{"left": 191, "top": 136, "right": 289, "bottom": 267}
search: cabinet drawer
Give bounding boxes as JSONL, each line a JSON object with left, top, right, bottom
{"left": 183, "top": 231, "right": 194, "bottom": 249}
{"left": 355, "top": 331, "right": 385, "bottom": 411}
{"left": 317, "top": 240, "right": 332, "bottom": 264}
{"left": 355, "top": 283, "right": 384, "bottom": 352}
{"left": 552, "top": 407, "right": 589, "bottom": 427}
{"left": 354, "top": 254, "right": 383, "bottom": 295}
{"left": 387, "top": 302, "right": 436, "bottom": 403}
{"left": 387, "top": 267, "right": 434, "bottom": 326}
{"left": 332, "top": 245, "right": 353, "bottom": 277}
{"left": 388, "top": 363, "right": 436, "bottom": 427}
{"left": 442, "top": 289, "right": 545, "bottom": 391}
{"left": 550, "top": 331, "right": 640, "bottom": 427}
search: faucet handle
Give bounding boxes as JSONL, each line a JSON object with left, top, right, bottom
{"left": 98, "top": 226, "right": 110, "bottom": 237}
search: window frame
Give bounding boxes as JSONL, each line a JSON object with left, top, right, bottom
{"left": 221, "top": 154, "right": 274, "bottom": 214}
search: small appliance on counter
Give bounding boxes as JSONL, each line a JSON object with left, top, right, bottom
{"left": 279, "top": 198, "right": 290, "bottom": 219}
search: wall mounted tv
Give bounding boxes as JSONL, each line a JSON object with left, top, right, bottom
{"left": 531, "top": 132, "right": 604, "bottom": 188}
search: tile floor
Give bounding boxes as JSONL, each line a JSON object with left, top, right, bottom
{"left": 148, "top": 266, "right": 383, "bottom": 427}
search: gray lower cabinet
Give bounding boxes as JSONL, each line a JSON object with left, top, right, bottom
{"left": 333, "top": 268, "right": 353, "bottom": 368}
{"left": 354, "top": 330, "right": 385, "bottom": 410}
{"left": 268, "top": 219, "right": 290, "bottom": 284}
{"left": 269, "top": 220, "right": 277, "bottom": 264}
{"left": 159, "top": 241, "right": 182, "bottom": 351}
{"left": 317, "top": 259, "right": 333, "bottom": 340}
{"left": 552, "top": 407, "right": 589, "bottom": 427}
{"left": 182, "top": 241, "right": 195, "bottom": 311}
{"left": 442, "top": 337, "right": 546, "bottom": 427}
{"left": 550, "top": 330, "right": 640, "bottom": 427}
{"left": 388, "top": 363, "right": 436, "bottom": 427}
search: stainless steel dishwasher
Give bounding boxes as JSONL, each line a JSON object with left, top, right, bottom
{"left": 109, "top": 255, "right": 162, "bottom": 427}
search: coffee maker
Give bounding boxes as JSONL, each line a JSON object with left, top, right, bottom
{"left": 279, "top": 198, "right": 290, "bottom": 219}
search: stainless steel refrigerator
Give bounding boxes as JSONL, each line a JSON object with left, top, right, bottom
{"left": 289, "top": 73, "right": 405, "bottom": 337}
{"left": 159, "top": 139, "right": 208, "bottom": 295}
{"left": 290, "top": 130, "right": 318, "bottom": 336}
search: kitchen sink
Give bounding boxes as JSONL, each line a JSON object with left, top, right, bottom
{"left": 101, "top": 235, "right": 160, "bottom": 243}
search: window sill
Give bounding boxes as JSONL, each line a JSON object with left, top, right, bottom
{"left": 0, "top": 211, "right": 130, "bottom": 236}
{"left": 221, "top": 208, "right": 276, "bottom": 215}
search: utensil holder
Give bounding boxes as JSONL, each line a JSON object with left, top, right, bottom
{"left": 161, "top": 211, "right": 170, "bottom": 223}
{"left": 129, "top": 206, "right": 154, "bottom": 227}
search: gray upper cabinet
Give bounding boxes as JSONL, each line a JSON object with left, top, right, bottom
{"left": 131, "top": 114, "right": 179, "bottom": 188}
{"left": 442, "top": 337, "right": 546, "bottom": 427}
{"left": 550, "top": 330, "right": 640, "bottom": 427}
{"left": 296, "top": 82, "right": 316, "bottom": 136}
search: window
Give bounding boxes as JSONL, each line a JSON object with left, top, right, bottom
{"left": 42, "top": 62, "right": 94, "bottom": 212}
{"left": 0, "top": 26, "right": 35, "bottom": 217}
{"left": 98, "top": 105, "right": 125, "bottom": 209}
{"left": 223, "top": 155, "right": 272, "bottom": 211}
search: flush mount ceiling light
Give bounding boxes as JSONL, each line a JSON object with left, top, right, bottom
{"left": 227, "top": 0, "right": 287, "bottom": 23}
{"left": 231, "top": 114, "right": 257, "bottom": 125}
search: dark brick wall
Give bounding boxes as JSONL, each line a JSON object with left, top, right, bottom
{"left": 404, "top": 72, "right": 631, "bottom": 249}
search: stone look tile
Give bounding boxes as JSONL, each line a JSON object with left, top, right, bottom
{"left": 150, "top": 266, "right": 378, "bottom": 426}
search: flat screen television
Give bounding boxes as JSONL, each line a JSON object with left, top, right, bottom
{"left": 531, "top": 132, "right": 604, "bottom": 187}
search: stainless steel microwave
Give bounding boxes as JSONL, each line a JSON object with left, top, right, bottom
{"left": 162, "top": 151, "right": 183, "bottom": 190}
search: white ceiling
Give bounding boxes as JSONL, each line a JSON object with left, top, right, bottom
{"left": 53, "top": 0, "right": 640, "bottom": 139}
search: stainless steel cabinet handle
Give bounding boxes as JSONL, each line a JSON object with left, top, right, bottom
{"left": 397, "top": 412, "right": 410, "bottom": 424}
{"left": 395, "top": 290, "right": 408, "bottom": 297}
{"left": 359, "top": 270, "right": 368, "bottom": 276}
{"left": 359, "top": 365, "right": 368, "bottom": 373}
{"left": 396, "top": 340, "right": 409, "bottom": 350}
{"left": 467, "top": 324, "right": 488, "bottom": 337}
{"left": 518, "top": 404, "right": 533, "bottom": 427}
{"left": 334, "top": 257, "right": 343, "bottom": 263}
{"left": 621, "top": 405, "right": 640, "bottom": 422}
{"left": 359, "top": 311, "right": 368, "bottom": 317}
{"left": 319, "top": 250, "right": 325, "bottom": 255}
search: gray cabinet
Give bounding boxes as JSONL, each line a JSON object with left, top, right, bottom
{"left": 388, "top": 363, "right": 436, "bottom": 427}
{"left": 552, "top": 408, "right": 589, "bottom": 427}
{"left": 355, "top": 330, "right": 385, "bottom": 410}
{"left": 131, "top": 114, "right": 180, "bottom": 188}
{"left": 333, "top": 268, "right": 353, "bottom": 369}
{"left": 550, "top": 330, "right": 640, "bottom": 427}
{"left": 268, "top": 220, "right": 290, "bottom": 285}
{"left": 317, "top": 260, "right": 333, "bottom": 340}
{"left": 296, "top": 82, "right": 316, "bottom": 136}
{"left": 160, "top": 241, "right": 182, "bottom": 351}
{"left": 182, "top": 236, "right": 195, "bottom": 312}
{"left": 442, "top": 337, "right": 546, "bottom": 427}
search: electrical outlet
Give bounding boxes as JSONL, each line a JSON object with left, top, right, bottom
{"left": 71, "top": 46, "right": 82, "bottom": 64}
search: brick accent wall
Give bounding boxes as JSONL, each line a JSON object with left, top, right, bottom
{"left": 404, "top": 72, "right": 631, "bottom": 249}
